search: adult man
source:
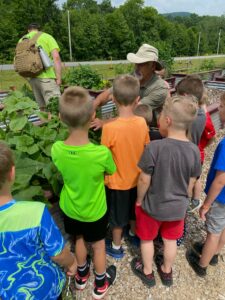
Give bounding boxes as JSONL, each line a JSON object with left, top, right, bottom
{"left": 17, "top": 23, "right": 62, "bottom": 110}
{"left": 91, "top": 44, "right": 168, "bottom": 130}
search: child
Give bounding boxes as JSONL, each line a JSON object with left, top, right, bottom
{"left": 0, "top": 142, "right": 77, "bottom": 300}
{"left": 198, "top": 90, "right": 216, "bottom": 163}
{"left": 131, "top": 95, "right": 201, "bottom": 287}
{"left": 186, "top": 92, "right": 225, "bottom": 276}
{"left": 190, "top": 90, "right": 216, "bottom": 211}
{"left": 176, "top": 75, "right": 206, "bottom": 211}
{"left": 51, "top": 86, "right": 117, "bottom": 299}
{"left": 134, "top": 104, "right": 153, "bottom": 128}
{"left": 101, "top": 75, "right": 150, "bottom": 258}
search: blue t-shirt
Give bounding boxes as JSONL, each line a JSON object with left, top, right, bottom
{"left": 0, "top": 200, "right": 66, "bottom": 300}
{"left": 205, "top": 137, "right": 225, "bottom": 204}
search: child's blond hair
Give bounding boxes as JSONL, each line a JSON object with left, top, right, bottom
{"left": 113, "top": 75, "right": 140, "bottom": 106}
{"left": 134, "top": 104, "right": 152, "bottom": 125}
{"left": 60, "top": 86, "right": 94, "bottom": 128}
{"left": 0, "top": 142, "right": 14, "bottom": 190}
{"left": 163, "top": 95, "right": 198, "bottom": 131}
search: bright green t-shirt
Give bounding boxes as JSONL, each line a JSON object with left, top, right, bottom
{"left": 20, "top": 31, "right": 60, "bottom": 79}
{"left": 51, "top": 141, "right": 116, "bottom": 222}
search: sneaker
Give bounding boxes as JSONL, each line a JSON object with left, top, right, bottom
{"left": 192, "top": 242, "right": 219, "bottom": 266}
{"left": 92, "top": 265, "right": 116, "bottom": 300}
{"left": 131, "top": 257, "right": 156, "bottom": 287}
{"left": 127, "top": 234, "right": 140, "bottom": 248}
{"left": 106, "top": 241, "right": 124, "bottom": 259}
{"left": 186, "top": 250, "right": 207, "bottom": 277}
{"left": 187, "top": 198, "right": 201, "bottom": 213}
{"left": 75, "top": 255, "right": 91, "bottom": 290}
{"left": 154, "top": 254, "right": 173, "bottom": 287}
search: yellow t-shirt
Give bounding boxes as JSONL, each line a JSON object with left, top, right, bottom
{"left": 101, "top": 116, "right": 150, "bottom": 190}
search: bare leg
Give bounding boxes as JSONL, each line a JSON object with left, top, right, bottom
{"left": 130, "top": 220, "right": 136, "bottom": 235}
{"left": 192, "top": 178, "right": 202, "bottom": 199}
{"left": 162, "top": 239, "right": 177, "bottom": 273}
{"left": 141, "top": 240, "right": 154, "bottom": 274}
{"left": 200, "top": 232, "right": 220, "bottom": 267}
{"left": 75, "top": 236, "right": 88, "bottom": 266}
{"left": 216, "top": 228, "right": 225, "bottom": 254}
{"left": 112, "top": 226, "right": 123, "bottom": 246}
{"left": 92, "top": 239, "right": 106, "bottom": 274}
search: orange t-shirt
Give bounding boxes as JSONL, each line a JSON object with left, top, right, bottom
{"left": 101, "top": 116, "right": 150, "bottom": 190}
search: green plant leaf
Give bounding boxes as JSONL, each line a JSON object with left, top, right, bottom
{"left": 9, "top": 115, "right": 28, "bottom": 131}
{"left": 13, "top": 185, "right": 43, "bottom": 201}
{"left": 12, "top": 173, "right": 33, "bottom": 192}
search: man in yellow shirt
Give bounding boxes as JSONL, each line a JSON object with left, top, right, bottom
{"left": 17, "top": 23, "right": 62, "bottom": 110}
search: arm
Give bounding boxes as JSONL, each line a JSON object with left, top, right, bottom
{"left": 187, "top": 177, "right": 197, "bottom": 198}
{"left": 52, "top": 49, "right": 62, "bottom": 86}
{"left": 93, "top": 89, "right": 112, "bottom": 110}
{"left": 90, "top": 117, "right": 115, "bottom": 131}
{"left": 51, "top": 246, "right": 77, "bottom": 276}
{"left": 200, "top": 171, "right": 225, "bottom": 220}
{"left": 136, "top": 171, "right": 151, "bottom": 206}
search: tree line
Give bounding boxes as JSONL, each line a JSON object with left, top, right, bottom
{"left": 0, "top": 0, "right": 225, "bottom": 64}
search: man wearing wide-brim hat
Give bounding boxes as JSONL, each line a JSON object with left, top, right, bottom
{"left": 91, "top": 44, "right": 168, "bottom": 130}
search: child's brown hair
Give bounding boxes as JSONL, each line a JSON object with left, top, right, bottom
{"left": 113, "top": 75, "right": 140, "bottom": 106}
{"left": 0, "top": 142, "right": 14, "bottom": 190}
{"left": 134, "top": 104, "right": 152, "bottom": 125}
{"left": 60, "top": 86, "right": 94, "bottom": 128}
{"left": 198, "top": 88, "right": 208, "bottom": 106}
{"left": 176, "top": 75, "right": 204, "bottom": 103}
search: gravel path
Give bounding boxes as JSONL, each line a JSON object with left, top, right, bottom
{"left": 53, "top": 130, "right": 225, "bottom": 300}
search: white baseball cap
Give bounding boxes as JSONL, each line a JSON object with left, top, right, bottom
{"left": 127, "top": 44, "right": 163, "bottom": 70}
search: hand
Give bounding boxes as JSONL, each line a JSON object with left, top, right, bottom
{"left": 67, "top": 258, "right": 77, "bottom": 276}
{"left": 136, "top": 200, "right": 142, "bottom": 206}
{"left": 56, "top": 78, "right": 61, "bottom": 86}
{"left": 90, "top": 118, "right": 103, "bottom": 131}
{"left": 199, "top": 206, "right": 210, "bottom": 221}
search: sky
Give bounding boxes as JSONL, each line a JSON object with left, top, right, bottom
{"left": 85, "top": 0, "right": 225, "bottom": 17}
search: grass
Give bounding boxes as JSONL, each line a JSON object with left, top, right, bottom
{"left": 1, "top": 56, "right": 225, "bottom": 91}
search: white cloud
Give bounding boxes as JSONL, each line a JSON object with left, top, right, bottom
{"left": 110, "top": 0, "right": 225, "bottom": 16}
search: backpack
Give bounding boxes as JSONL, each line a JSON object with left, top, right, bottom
{"left": 14, "top": 32, "right": 44, "bottom": 77}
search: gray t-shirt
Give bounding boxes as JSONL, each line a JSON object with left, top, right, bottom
{"left": 191, "top": 108, "right": 206, "bottom": 145}
{"left": 138, "top": 138, "right": 201, "bottom": 221}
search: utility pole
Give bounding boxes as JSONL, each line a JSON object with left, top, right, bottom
{"left": 197, "top": 31, "right": 201, "bottom": 56}
{"left": 217, "top": 29, "right": 222, "bottom": 55}
{"left": 67, "top": 10, "right": 73, "bottom": 61}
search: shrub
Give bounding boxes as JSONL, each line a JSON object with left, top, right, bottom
{"left": 62, "top": 65, "right": 103, "bottom": 90}
{"left": 200, "top": 59, "right": 215, "bottom": 71}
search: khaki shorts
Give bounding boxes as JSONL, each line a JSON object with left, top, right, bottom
{"left": 29, "top": 78, "right": 61, "bottom": 108}
{"left": 206, "top": 201, "right": 225, "bottom": 234}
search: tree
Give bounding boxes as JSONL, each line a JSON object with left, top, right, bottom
{"left": 99, "top": 0, "right": 114, "bottom": 13}
{"left": 105, "top": 10, "right": 135, "bottom": 59}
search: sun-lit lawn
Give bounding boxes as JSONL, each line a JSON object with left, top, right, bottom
{"left": 1, "top": 56, "right": 225, "bottom": 91}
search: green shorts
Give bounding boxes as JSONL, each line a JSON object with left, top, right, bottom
{"left": 206, "top": 201, "right": 225, "bottom": 234}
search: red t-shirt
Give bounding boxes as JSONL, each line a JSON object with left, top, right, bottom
{"left": 198, "top": 112, "right": 216, "bottom": 163}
